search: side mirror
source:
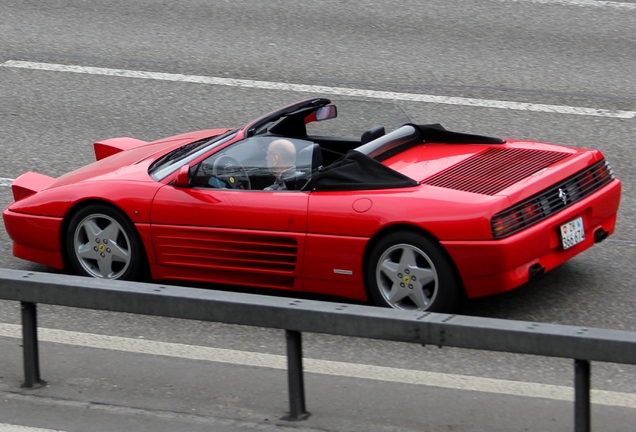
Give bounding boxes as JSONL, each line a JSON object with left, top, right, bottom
{"left": 173, "top": 165, "right": 191, "bottom": 187}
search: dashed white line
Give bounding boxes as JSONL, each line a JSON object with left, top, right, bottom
{"left": 1, "top": 323, "right": 636, "bottom": 409}
{"left": 496, "top": 0, "right": 636, "bottom": 9}
{"left": 0, "top": 425, "right": 65, "bottom": 432}
{"left": 2, "top": 61, "right": 635, "bottom": 119}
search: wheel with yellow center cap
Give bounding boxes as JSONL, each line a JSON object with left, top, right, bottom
{"left": 365, "top": 231, "right": 461, "bottom": 313}
{"left": 65, "top": 204, "right": 145, "bottom": 280}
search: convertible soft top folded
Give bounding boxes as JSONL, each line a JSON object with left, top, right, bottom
{"left": 308, "top": 150, "right": 418, "bottom": 191}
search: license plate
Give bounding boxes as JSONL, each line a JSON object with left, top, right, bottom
{"left": 560, "top": 217, "right": 585, "bottom": 250}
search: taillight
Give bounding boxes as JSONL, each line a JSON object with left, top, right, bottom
{"left": 578, "top": 169, "right": 596, "bottom": 191}
{"left": 492, "top": 201, "right": 543, "bottom": 238}
{"left": 520, "top": 202, "right": 542, "bottom": 224}
{"left": 491, "top": 159, "right": 614, "bottom": 239}
{"left": 492, "top": 210, "right": 521, "bottom": 238}
{"left": 597, "top": 164, "right": 612, "bottom": 182}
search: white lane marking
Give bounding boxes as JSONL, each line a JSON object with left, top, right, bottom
{"left": 0, "top": 425, "right": 65, "bottom": 432}
{"left": 0, "top": 178, "right": 14, "bottom": 187}
{"left": 2, "top": 61, "right": 635, "bottom": 119}
{"left": 1, "top": 323, "right": 636, "bottom": 409}
{"left": 496, "top": 0, "right": 636, "bottom": 9}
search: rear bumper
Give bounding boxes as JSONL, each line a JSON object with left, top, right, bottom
{"left": 2, "top": 208, "right": 65, "bottom": 269}
{"left": 442, "top": 179, "right": 621, "bottom": 298}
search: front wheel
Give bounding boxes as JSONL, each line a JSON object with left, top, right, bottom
{"left": 365, "top": 231, "right": 461, "bottom": 313}
{"left": 65, "top": 204, "right": 144, "bottom": 280}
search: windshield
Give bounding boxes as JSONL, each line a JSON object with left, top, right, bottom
{"left": 149, "top": 130, "right": 238, "bottom": 181}
{"left": 305, "top": 99, "right": 411, "bottom": 139}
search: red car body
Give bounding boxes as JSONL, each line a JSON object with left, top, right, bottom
{"left": 3, "top": 98, "right": 621, "bottom": 312}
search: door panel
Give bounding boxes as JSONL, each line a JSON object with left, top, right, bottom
{"left": 150, "top": 186, "right": 309, "bottom": 289}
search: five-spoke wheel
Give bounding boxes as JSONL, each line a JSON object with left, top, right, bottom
{"left": 365, "top": 231, "right": 460, "bottom": 312}
{"left": 66, "top": 204, "right": 143, "bottom": 280}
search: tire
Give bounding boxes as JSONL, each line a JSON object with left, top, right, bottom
{"left": 65, "top": 204, "right": 144, "bottom": 280}
{"left": 365, "top": 231, "right": 461, "bottom": 313}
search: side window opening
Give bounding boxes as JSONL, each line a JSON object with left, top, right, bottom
{"left": 190, "top": 137, "right": 317, "bottom": 191}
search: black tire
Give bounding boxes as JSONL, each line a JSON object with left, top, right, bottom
{"left": 65, "top": 204, "right": 144, "bottom": 280}
{"left": 365, "top": 231, "right": 461, "bottom": 313}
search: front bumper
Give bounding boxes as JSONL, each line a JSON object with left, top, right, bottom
{"left": 3, "top": 209, "right": 65, "bottom": 269}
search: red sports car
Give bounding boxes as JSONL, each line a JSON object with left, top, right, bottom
{"left": 3, "top": 98, "right": 621, "bottom": 312}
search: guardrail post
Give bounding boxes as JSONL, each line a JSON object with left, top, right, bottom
{"left": 21, "top": 302, "right": 44, "bottom": 388}
{"left": 284, "top": 329, "right": 309, "bottom": 420}
{"left": 574, "top": 359, "right": 590, "bottom": 432}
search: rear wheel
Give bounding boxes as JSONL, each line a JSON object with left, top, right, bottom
{"left": 365, "top": 231, "right": 461, "bottom": 313}
{"left": 65, "top": 204, "right": 144, "bottom": 280}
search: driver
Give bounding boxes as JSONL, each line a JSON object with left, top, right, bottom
{"left": 264, "top": 139, "right": 301, "bottom": 191}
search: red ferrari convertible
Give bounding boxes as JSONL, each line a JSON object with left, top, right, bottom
{"left": 3, "top": 98, "right": 621, "bottom": 312}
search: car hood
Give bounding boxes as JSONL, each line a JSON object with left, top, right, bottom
{"left": 49, "top": 129, "right": 228, "bottom": 188}
{"left": 50, "top": 141, "right": 179, "bottom": 188}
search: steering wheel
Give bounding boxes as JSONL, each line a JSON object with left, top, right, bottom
{"left": 211, "top": 155, "right": 251, "bottom": 190}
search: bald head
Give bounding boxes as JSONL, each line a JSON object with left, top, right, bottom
{"left": 267, "top": 139, "right": 297, "bottom": 176}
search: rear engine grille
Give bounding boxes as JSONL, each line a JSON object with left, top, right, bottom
{"left": 423, "top": 148, "right": 571, "bottom": 195}
{"left": 491, "top": 159, "right": 614, "bottom": 238}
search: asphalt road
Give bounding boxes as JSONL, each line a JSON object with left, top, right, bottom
{"left": 1, "top": 0, "right": 635, "bottom": 431}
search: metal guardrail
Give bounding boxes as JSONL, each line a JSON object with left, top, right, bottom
{"left": 2, "top": 268, "right": 636, "bottom": 431}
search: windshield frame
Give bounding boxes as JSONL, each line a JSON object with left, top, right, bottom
{"left": 149, "top": 130, "right": 238, "bottom": 181}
